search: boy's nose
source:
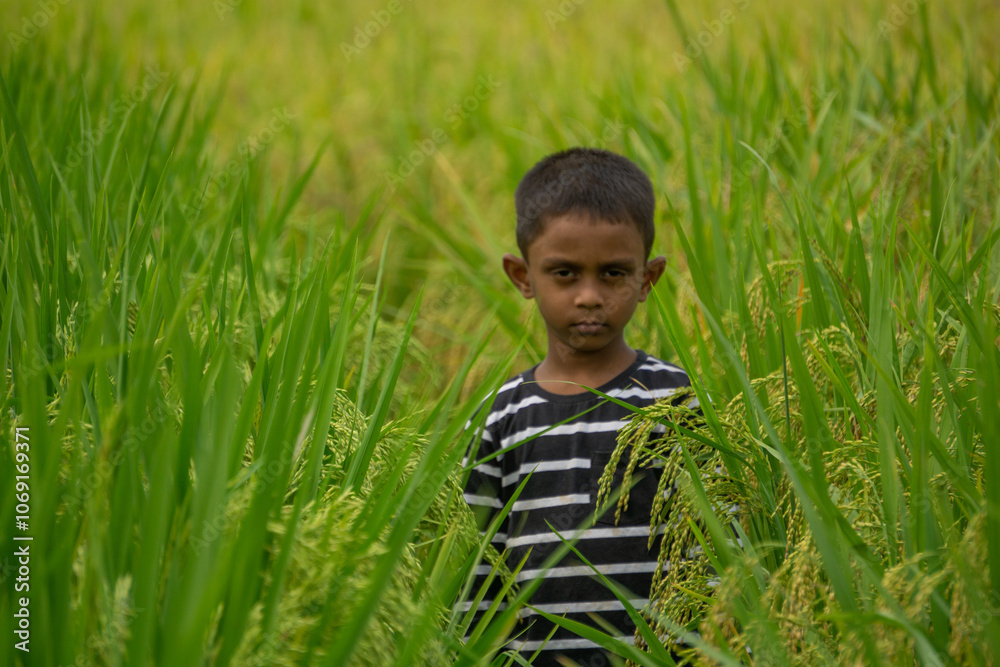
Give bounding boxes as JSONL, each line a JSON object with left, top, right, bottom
{"left": 574, "top": 279, "right": 604, "bottom": 308}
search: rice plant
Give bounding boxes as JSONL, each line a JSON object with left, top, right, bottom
{"left": 0, "top": 38, "right": 522, "bottom": 666}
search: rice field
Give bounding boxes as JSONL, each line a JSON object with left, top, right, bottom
{"left": 1, "top": 0, "right": 998, "bottom": 665}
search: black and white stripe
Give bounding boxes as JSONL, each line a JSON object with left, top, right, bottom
{"left": 460, "top": 350, "right": 690, "bottom": 666}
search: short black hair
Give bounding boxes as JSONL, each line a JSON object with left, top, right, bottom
{"left": 514, "top": 147, "right": 655, "bottom": 259}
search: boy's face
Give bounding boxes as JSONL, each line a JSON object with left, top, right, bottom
{"left": 503, "top": 212, "right": 666, "bottom": 358}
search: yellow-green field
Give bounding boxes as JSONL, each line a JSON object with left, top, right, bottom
{"left": 1, "top": 0, "right": 999, "bottom": 665}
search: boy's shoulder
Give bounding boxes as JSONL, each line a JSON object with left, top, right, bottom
{"left": 624, "top": 349, "right": 690, "bottom": 386}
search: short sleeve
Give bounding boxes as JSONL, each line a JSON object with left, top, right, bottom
{"left": 457, "top": 416, "right": 510, "bottom": 634}
{"left": 461, "top": 415, "right": 504, "bottom": 533}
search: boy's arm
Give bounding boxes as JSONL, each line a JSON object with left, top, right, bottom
{"left": 457, "top": 420, "right": 510, "bottom": 633}
{"left": 461, "top": 421, "right": 504, "bottom": 535}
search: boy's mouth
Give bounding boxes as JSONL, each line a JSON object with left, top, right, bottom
{"left": 571, "top": 321, "right": 606, "bottom": 335}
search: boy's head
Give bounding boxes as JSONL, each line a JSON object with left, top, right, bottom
{"left": 504, "top": 148, "right": 666, "bottom": 359}
{"left": 514, "top": 147, "right": 656, "bottom": 260}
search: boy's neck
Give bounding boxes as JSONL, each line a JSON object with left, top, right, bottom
{"left": 534, "top": 338, "right": 638, "bottom": 395}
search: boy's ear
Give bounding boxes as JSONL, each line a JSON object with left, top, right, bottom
{"left": 637, "top": 255, "right": 667, "bottom": 302}
{"left": 503, "top": 253, "right": 533, "bottom": 299}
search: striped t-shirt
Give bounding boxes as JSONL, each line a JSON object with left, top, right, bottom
{"left": 460, "top": 349, "right": 691, "bottom": 666}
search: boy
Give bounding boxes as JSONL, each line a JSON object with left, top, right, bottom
{"left": 461, "top": 148, "right": 691, "bottom": 666}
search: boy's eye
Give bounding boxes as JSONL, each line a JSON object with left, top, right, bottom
{"left": 552, "top": 269, "right": 574, "bottom": 278}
